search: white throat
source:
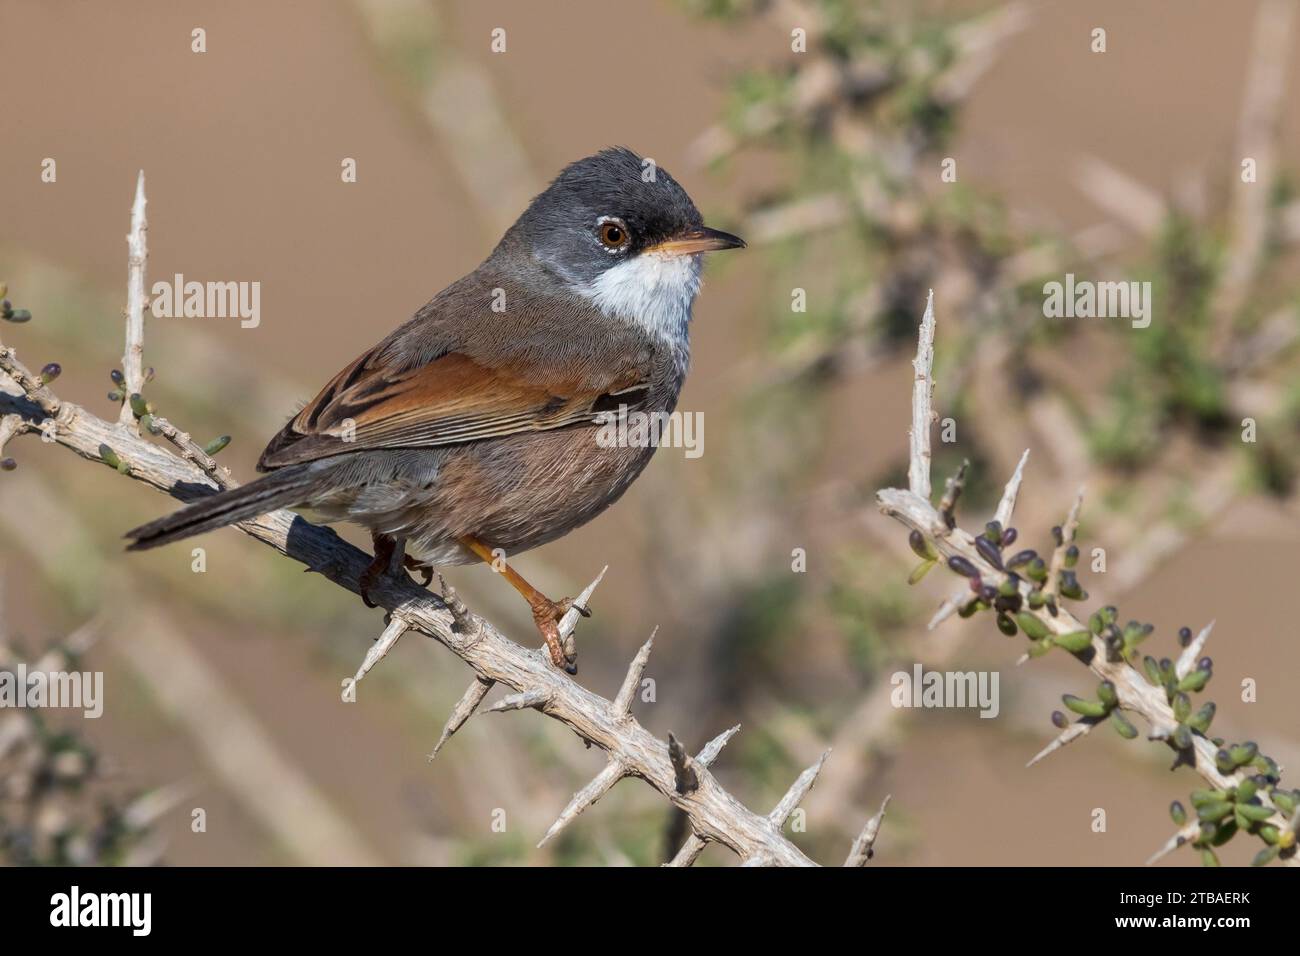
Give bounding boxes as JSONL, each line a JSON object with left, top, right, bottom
{"left": 578, "top": 252, "right": 701, "bottom": 344}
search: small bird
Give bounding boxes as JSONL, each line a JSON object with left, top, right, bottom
{"left": 125, "top": 147, "right": 744, "bottom": 672}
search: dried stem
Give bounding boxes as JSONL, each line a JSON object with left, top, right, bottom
{"left": 876, "top": 294, "right": 1297, "bottom": 866}
{"left": 121, "top": 170, "right": 148, "bottom": 427}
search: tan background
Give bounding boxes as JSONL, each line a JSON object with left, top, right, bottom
{"left": 1, "top": 0, "right": 1297, "bottom": 865}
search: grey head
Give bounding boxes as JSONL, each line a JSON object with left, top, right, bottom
{"left": 493, "top": 146, "right": 744, "bottom": 344}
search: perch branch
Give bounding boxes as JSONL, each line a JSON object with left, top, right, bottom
{"left": 0, "top": 176, "right": 888, "bottom": 868}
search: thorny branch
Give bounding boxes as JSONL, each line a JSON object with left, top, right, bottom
{"left": 0, "top": 175, "right": 889, "bottom": 867}
{"left": 877, "top": 292, "right": 1299, "bottom": 867}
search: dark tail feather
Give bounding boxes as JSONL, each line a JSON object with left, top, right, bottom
{"left": 125, "top": 466, "right": 319, "bottom": 551}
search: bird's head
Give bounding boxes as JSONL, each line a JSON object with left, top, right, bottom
{"left": 499, "top": 147, "right": 745, "bottom": 342}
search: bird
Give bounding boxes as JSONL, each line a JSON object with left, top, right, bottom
{"left": 124, "top": 147, "right": 744, "bottom": 673}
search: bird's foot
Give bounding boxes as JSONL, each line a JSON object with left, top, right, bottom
{"left": 403, "top": 555, "right": 435, "bottom": 587}
{"left": 359, "top": 557, "right": 385, "bottom": 609}
{"left": 529, "top": 595, "right": 590, "bottom": 675}
{"left": 360, "top": 533, "right": 403, "bottom": 608}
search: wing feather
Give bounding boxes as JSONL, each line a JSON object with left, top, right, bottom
{"left": 257, "top": 349, "right": 645, "bottom": 470}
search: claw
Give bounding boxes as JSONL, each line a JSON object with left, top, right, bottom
{"left": 530, "top": 597, "right": 578, "bottom": 674}
{"left": 359, "top": 566, "right": 381, "bottom": 608}
{"left": 359, "top": 533, "right": 400, "bottom": 608}
{"left": 403, "top": 555, "right": 434, "bottom": 587}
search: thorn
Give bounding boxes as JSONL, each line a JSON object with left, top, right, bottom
{"left": 1175, "top": 620, "right": 1214, "bottom": 680}
{"left": 668, "top": 732, "right": 699, "bottom": 795}
{"left": 536, "top": 759, "right": 626, "bottom": 849}
{"left": 844, "top": 794, "right": 892, "bottom": 867}
{"left": 664, "top": 834, "right": 707, "bottom": 868}
{"left": 938, "top": 460, "right": 969, "bottom": 530}
{"left": 928, "top": 587, "right": 972, "bottom": 630}
{"left": 352, "top": 616, "right": 408, "bottom": 683}
{"left": 428, "top": 676, "right": 494, "bottom": 760}
{"left": 1145, "top": 821, "right": 1199, "bottom": 866}
{"left": 661, "top": 728, "right": 738, "bottom": 866}
{"left": 993, "top": 449, "right": 1030, "bottom": 528}
{"left": 612, "top": 626, "right": 656, "bottom": 715}
{"left": 907, "top": 289, "right": 937, "bottom": 500}
{"left": 1026, "top": 716, "right": 1099, "bottom": 768}
{"left": 769, "top": 749, "right": 830, "bottom": 827}
{"left": 484, "top": 688, "right": 550, "bottom": 714}
{"left": 696, "top": 724, "right": 741, "bottom": 768}
{"left": 435, "top": 571, "right": 480, "bottom": 642}
{"left": 557, "top": 564, "right": 608, "bottom": 642}
{"left": 1045, "top": 486, "right": 1086, "bottom": 601}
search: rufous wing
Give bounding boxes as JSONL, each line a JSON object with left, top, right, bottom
{"left": 257, "top": 349, "right": 647, "bottom": 470}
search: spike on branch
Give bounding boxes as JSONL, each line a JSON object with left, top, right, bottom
{"left": 769, "top": 749, "right": 830, "bottom": 827}
{"left": 1146, "top": 821, "right": 1200, "bottom": 866}
{"left": 844, "top": 794, "right": 892, "bottom": 867}
{"left": 555, "top": 564, "right": 607, "bottom": 667}
{"left": 121, "top": 170, "right": 148, "bottom": 427}
{"left": 428, "top": 676, "right": 494, "bottom": 760}
{"left": 668, "top": 733, "right": 699, "bottom": 795}
{"left": 612, "top": 626, "right": 656, "bottom": 715}
{"left": 993, "top": 448, "right": 1030, "bottom": 528}
{"left": 1043, "top": 487, "right": 1085, "bottom": 604}
{"left": 1175, "top": 620, "right": 1214, "bottom": 680}
{"left": 1026, "top": 716, "right": 1100, "bottom": 768}
{"left": 908, "top": 288, "right": 936, "bottom": 499}
{"left": 536, "top": 759, "right": 626, "bottom": 849}
{"left": 485, "top": 688, "right": 550, "bottom": 714}
{"left": 696, "top": 724, "right": 741, "bottom": 768}
{"left": 435, "top": 572, "right": 481, "bottom": 643}
{"left": 664, "top": 725, "right": 743, "bottom": 868}
{"left": 352, "top": 616, "right": 409, "bottom": 683}
{"left": 557, "top": 564, "right": 607, "bottom": 642}
{"left": 938, "top": 460, "right": 969, "bottom": 531}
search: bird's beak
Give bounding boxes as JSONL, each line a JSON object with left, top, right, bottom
{"left": 647, "top": 226, "right": 747, "bottom": 256}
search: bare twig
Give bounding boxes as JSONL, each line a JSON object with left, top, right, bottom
{"left": 1043, "top": 487, "right": 1084, "bottom": 604}
{"left": 908, "top": 289, "right": 937, "bottom": 501}
{"left": 876, "top": 293, "right": 1297, "bottom": 865}
{"left": 145, "top": 414, "right": 233, "bottom": 489}
{"left": 121, "top": 170, "right": 148, "bottom": 426}
{"left": 844, "top": 794, "right": 891, "bottom": 867}
{"left": 1212, "top": 0, "right": 1296, "bottom": 350}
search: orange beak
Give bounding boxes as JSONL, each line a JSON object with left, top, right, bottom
{"left": 646, "top": 226, "right": 746, "bottom": 256}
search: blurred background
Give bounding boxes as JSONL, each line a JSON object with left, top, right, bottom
{"left": 1, "top": 0, "right": 1298, "bottom": 866}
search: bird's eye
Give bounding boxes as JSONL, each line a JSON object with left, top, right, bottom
{"left": 598, "top": 219, "right": 630, "bottom": 251}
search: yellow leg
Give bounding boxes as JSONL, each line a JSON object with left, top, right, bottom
{"left": 457, "top": 535, "right": 589, "bottom": 672}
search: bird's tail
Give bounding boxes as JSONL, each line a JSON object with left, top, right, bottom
{"left": 125, "top": 465, "right": 321, "bottom": 551}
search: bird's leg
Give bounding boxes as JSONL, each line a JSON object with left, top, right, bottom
{"left": 457, "top": 535, "right": 590, "bottom": 673}
{"left": 359, "top": 533, "right": 404, "bottom": 607}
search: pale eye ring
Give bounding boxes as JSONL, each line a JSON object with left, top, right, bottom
{"left": 597, "top": 216, "right": 630, "bottom": 252}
